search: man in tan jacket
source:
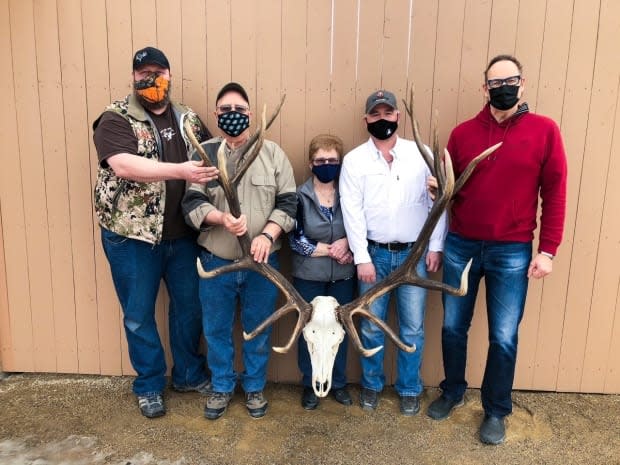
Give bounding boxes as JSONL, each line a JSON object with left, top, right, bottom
{"left": 183, "top": 82, "right": 296, "bottom": 420}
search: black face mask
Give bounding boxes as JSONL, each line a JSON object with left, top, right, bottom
{"left": 488, "top": 85, "right": 520, "bottom": 111}
{"left": 367, "top": 119, "right": 398, "bottom": 140}
{"left": 311, "top": 163, "right": 341, "bottom": 183}
{"left": 218, "top": 111, "right": 250, "bottom": 137}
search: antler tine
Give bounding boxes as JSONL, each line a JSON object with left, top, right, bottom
{"left": 231, "top": 94, "right": 287, "bottom": 186}
{"left": 183, "top": 119, "right": 215, "bottom": 167}
{"left": 452, "top": 141, "right": 502, "bottom": 194}
{"left": 431, "top": 110, "right": 447, "bottom": 189}
{"left": 403, "top": 88, "right": 434, "bottom": 175}
{"left": 338, "top": 306, "right": 415, "bottom": 357}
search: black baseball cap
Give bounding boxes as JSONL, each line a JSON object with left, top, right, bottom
{"left": 216, "top": 82, "right": 250, "bottom": 104}
{"left": 132, "top": 46, "right": 170, "bottom": 71}
{"left": 365, "top": 90, "right": 398, "bottom": 114}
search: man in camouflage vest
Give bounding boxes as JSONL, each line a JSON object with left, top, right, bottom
{"left": 93, "top": 46, "right": 218, "bottom": 418}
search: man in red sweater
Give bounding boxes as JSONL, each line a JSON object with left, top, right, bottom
{"left": 426, "top": 55, "right": 567, "bottom": 445}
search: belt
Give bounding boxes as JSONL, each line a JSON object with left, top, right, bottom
{"left": 367, "top": 239, "right": 414, "bottom": 252}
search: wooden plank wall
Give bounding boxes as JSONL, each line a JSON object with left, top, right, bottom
{"left": 0, "top": 0, "right": 618, "bottom": 394}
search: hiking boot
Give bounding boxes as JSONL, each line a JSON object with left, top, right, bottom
{"left": 301, "top": 386, "right": 319, "bottom": 410}
{"left": 427, "top": 394, "right": 464, "bottom": 420}
{"left": 399, "top": 395, "right": 420, "bottom": 416}
{"left": 359, "top": 388, "right": 379, "bottom": 410}
{"left": 137, "top": 394, "right": 166, "bottom": 418}
{"left": 480, "top": 415, "right": 506, "bottom": 445}
{"left": 246, "top": 391, "right": 268, "bottom": 418}
{"left": 204, "top": 391, "right": 232, "bottom": 420}
{"left": 172, "top": 379, "right": 212, "bottom": 395}
{"left": 331, "top": 387, "right": 353, "bottom": 406}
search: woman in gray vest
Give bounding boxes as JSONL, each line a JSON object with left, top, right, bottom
{"left": 289, "top": 134, "right": 356, "bottom": 410}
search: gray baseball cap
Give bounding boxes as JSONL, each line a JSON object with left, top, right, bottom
{"left": 365, "top": 90, "right": 398, "bottom": 114}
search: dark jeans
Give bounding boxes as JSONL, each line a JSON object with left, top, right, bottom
{"left": 198, "top": 249, "right": 280, "bottom": 393}
{"left": 293, "top": 276, "right": 356, "bottom": 389}
{"left": 101, "top": 229, "right": 208, "bottom": 396}
{"left": 440, "top": 232, "right": 531, "bottom": 417}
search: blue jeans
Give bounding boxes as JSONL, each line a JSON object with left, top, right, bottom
{"left": 198, "top": 249, "right": 279, "bottom": 393}
{"left": 358, "top": 244, "right": 428, "bottom": 396}
{"left": 101, "top": 229, "right": 208, "bottom": 396}
{"left": 293, "top": 276, "right": 356, "bottom": 389}
{"left": 440, "top": 232, "right": 531, "bottom": 417}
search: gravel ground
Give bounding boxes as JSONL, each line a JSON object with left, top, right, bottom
{"left": 0, "top": 373, "right": 618, "bottom": 465}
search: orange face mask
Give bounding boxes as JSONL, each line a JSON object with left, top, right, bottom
{"left": 134, "top": 73, "right": 170, "bottom": 103}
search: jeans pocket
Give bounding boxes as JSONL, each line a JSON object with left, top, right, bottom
{"left": 102, "top": 228, "right": 128, "bottom": 246}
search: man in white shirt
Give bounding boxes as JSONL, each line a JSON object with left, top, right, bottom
{"left": 339, "top": 90, "right": 447, "bottom": 415}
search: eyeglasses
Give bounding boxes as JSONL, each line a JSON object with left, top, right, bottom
{"left": 486, "top": 75, "right": 521, "bottom": 89}
{"left": 217, "top": 104, "right": 250, "bottom": 114}
{"left": 312, "top": 157, "right": 340, "bottom": 166}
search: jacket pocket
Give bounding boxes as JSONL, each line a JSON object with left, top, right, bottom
{"left": 250, "top": 174, "right": 277, "bottom": 212}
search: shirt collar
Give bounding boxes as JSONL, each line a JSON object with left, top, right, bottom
{"left": 366, "top": 136, "right": 401, "bottom": 160}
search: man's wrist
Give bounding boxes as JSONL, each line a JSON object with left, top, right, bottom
{"left": 540, "top": 251, "right": 554, "bottom": 260}
{"left": 261, "top": 231, "right": 274, "bottom": 244}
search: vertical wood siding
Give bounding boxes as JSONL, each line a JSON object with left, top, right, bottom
{"left": 1, "top": 0, "right": 618, "bottom": 393}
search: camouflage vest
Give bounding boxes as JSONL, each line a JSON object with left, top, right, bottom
{"left": 93, "top": 95, "right": 204, "bottom": 244}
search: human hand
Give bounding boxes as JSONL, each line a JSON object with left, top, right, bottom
{"left": 357, "top": 262, "right": 376, "bottom": 284}
{"left": 328, "top": 238, "right": 350, "bottom": 262}
{"left": 250, "top": 234, "right": 272, "bottom": 263}
{"left": 528, "top": 253, "right": 553, "bottom": 279}
{"left": 222, "top": 213, "right": 247, "bottom": 236}
{"left": 181, "top": 160, "right": 219, "bottom": 184}
{"left": 337, "top": 250, "right": 354, "bottom": 265}
{"left": 427, "top": 176, "right": 438, "bottom": 201}
{"left": 426, "top": 251, "right": 443, "bottom": 273}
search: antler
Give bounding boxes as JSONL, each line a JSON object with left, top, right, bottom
{"left": 337, "top": 88, "right": 501, "bottom": 357}
{"left": 185, "top": 95, "right": 313, "bottom": 353}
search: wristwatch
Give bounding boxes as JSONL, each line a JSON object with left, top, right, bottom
{"left": 261, "top": 231, "right": 274, "bottom": 244}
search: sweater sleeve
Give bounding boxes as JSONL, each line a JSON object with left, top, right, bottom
{"left": 538, "top": 121, "right": 568, "bottom": 255}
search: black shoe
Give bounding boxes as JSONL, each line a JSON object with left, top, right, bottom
{"left": 399, "top": 395, "right": 420, "bottom": 416}
{"left": 137, "top": 394, "right": 166, "bottom": 418}
{"left": 480, "top": 415, "right": 506, "bottom": 445}
{"left": 359, "top": 387, "right": 379, "bottom": 410}
{"left": 204, "top": 391, "right": 232, "bottom": 420}
{"left": 427, "top": 394, "right": 464, "bottom": 420}
{"left": 331, "top": 387, "right": 353, "bottom": 406}
{"left": 245, "top": 391, "right": 268, "bottom": 418}
{"left": 301, "top": 387, "right": 319, "bottom": 410}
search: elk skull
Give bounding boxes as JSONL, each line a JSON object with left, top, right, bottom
{"left": 302, "top": 296, "right": 345, "bottom": 397}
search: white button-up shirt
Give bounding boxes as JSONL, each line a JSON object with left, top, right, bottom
{"left": 339, "top": 137, "right": 447, "bottom": 264}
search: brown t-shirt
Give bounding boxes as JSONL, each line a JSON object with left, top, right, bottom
{"left": 93, "top": 105, "right": 210, "bottom": 240}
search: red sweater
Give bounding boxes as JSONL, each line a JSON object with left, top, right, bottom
{"left": 446, "top": 104, "right": 567, "bottom": 255}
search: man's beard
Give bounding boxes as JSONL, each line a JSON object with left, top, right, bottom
{"left": 134, "top": 88, "right": 170, "bottom": 112}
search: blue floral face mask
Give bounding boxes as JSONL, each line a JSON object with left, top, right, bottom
{"left": 312, "top": 163, "right": 341, "bottom": 183}
{"left": 217, "top": 111, "right": 250, "bottom": 137}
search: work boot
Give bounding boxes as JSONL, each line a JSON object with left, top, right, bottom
{"left": 399, "top": 395, "right": 420, "bottom": 416}
{"left": 427, "top": 394, "right": 464, "bottom": 420}
{"left": 137, "top": 394, "right": 166, "bottom": 418}
{"left": 479, "top": 415, "right": 506, "bottom": 445}
{"left": 359, "top": 388, "right": 379, "bottom": 410}
{"left": 246, "top": 391, "right": 268, "bottom": 418}
{"left": 204, "top": 391, "right": 232, "bottom": 420}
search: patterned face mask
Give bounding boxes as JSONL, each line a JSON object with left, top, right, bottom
{"left": 217, "top": 111, "right": 250, "bottom": 137}
{"left": 134, "top": 73, "right": 170, "bottom": 103}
